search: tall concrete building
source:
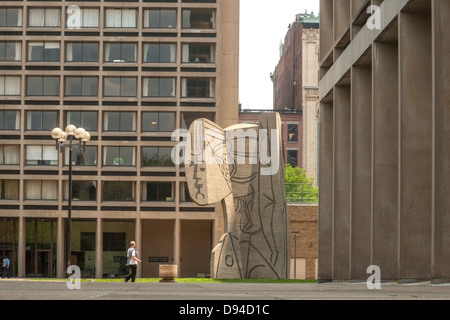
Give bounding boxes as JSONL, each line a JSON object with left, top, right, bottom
{"left": 0, "top": 0, "right": 239, "bottom": 278}
{"left": 318, "top": 0, "right": 450, "bottom": 282}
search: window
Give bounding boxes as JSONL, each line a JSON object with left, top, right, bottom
{"left": 27, "top": 76, "right": 59, "bottom": 96}
{"left": 103, "top": 146, "right": 135, "bottom": 167}
{"left": 182, "top": 9, "right": 214, "bottom": 29}
{"left": 287, "top": 149, "right": 298, "bottom": 167}
{"left": 66, "top": 111, "right": 98, "bottom": 131}
{"left": 0, "top": 8, "right": 22, "bottom": 27}
{"left": 27, "top": 42, "right": 60, "bottom": 61}
{"left": 181, "top": 77, "right": 215, "bottom": 98}
{"left": 64, "top": 181, "right": 96, "bottom": 201}
{"left": 25, "top": 180, "right": 58, "bottom": 200}
{"left": 143, "top": 43, "right": 175, "bottom": 63}
{"left": 181, "top": 112, "right": 215, "bottom": 129}
{"left": 66, "top": 42, "right": 98, "bottom": 62}
{"left": 66, "top": 8, "right": 99, "bottom": 28}
{"left": 143, "top": 78, "right": 175, "bottom": 97}
{"left": 182, "top": 43, "right": 215, "bottom": 63}
{"left": 0, "top": 145, "right": 20, "bottom": 165}
{"left": 103, "top": 77, "right": 136, "bottom": 97}
{"left": 0, "top": 180, "right": 19, "bottom": 200}
{"left": 142, "top": 182, "right": 173, "bottom": 202}
{"left": 143, "top": 9, "right": 176, "bottom": 28}
{"left": 26, "top": 111, "right": 58, "bottom": 131}
{"left": 26, "top": 145, "right": 58, "bottom": 165}
{"left": 142, "top": 112, "right": 175, "bottom": 132}
{"left": 104, "top": 43, "right": 137, "bottom": 62}
{"left": 65, "top": 77, "right": 98, "bottom": 96}
{"left": 287, "top": 123, "right": 298, "bottom": 142}
{"left": 0, "top": 111, "right": 20, "bottom": 130}
{"left": 105, "top": 9, "right": 137, "bottom": 28}
{"left": 0, "top": 42, "right": 21, "bottom": 61}
{"left": 103, "top": 112, "right": 136, "bottom": 132}
{"left": 0, "top": 76, "right": 21, "bottom": 96}
{"left": 103, "top": 181, "right": 135, "bottom": 201}
{"left": 64, "top": 146, "right": 97, "bottom": 166}
{"left": 142, "top": 147, "right": 173, "bottom": 167}
{"left": 28, "top": 8, "right": 61, "bottom": 27}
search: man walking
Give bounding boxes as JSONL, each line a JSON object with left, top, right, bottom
{"left": 2, "top": 256, "right": 10, "bottom": 278}
{"left": 124, "top": 241, "right": 141, "bottom": 282}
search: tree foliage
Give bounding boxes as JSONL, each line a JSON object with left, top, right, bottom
{"left": 284, "top": 164, "right": 318, "bottom": 203}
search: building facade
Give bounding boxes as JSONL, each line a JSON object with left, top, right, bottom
{"left": 0, "top": 0, "right": 239, "bottom": 278}
{"left": 272, "top": 13, "right": 319, "bottom": 181}
{"left": 319, "top": 0, "right": 450, "bottom": 282}
{"left": 239, "top": 108, "right": 302, "bottom": 168}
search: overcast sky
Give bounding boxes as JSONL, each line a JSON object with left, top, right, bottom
{"left": 239, "top": 0, "right": 320, "bottom": 110}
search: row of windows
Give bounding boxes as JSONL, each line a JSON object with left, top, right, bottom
{"left": 0, "top": 76, "right": 216, "bottom": 98}
{"left": 0, "top": 8, "right": 215, "bottom": 29}
{"left": 0, "top": 41, "right": 215, "bottom": 64}
{"left": 0, "top": 144, "right": 178, "bottom": 168}
{"left": 0, "top": 110, "right": 215, "bottom": 132}
{"left": 0, "top": 179, "right": 194, "bottom": 202}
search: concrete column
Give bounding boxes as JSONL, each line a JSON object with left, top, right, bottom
{"left": 95, "top": 217, "right": 102, "bottom": 279}
{"left": 372, "top": 40, "right": 399, "bottom": 280}
{"left": 398, "top": 9, "right": 432, "bottom": 280}
{"left": 174, "top": 218, "right": 180, "bottom": 277}
{"left": 432, "top": 0, "right": 450, "bottom": 280}
{"left": 135, "top": 217, "right": 141, "bottom": 278}
{"left": 318, "top": 100, "right": 334, "bottom": 282}
{"left": 56, "top": 217, "right": 65, "bottom": 278}
{"left": 350, "top": 63, "right": 372, "bottom": 280}
{"left": 320, "top": 0, "right": 333, "bottom": 61}
{"left": 18, "top": 216, "right": 25, "bottom": 278}
{"left": 333, "top": 85, "right": 351, "bottom": 280}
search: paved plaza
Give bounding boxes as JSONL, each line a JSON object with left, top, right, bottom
{"left": 0, "top": 279, "right": 449, "bottom": 300}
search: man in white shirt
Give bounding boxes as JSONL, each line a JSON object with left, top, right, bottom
{"left": 124, "top": 241, "right": 141, "bottom": 282}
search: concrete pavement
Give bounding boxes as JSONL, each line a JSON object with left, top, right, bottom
{"left": 0, "top": 278, "right": 449, "bottom": 300}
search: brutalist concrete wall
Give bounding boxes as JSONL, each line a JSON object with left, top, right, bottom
{"left": 318, "top": 0, "right": 450, "bottom": 282}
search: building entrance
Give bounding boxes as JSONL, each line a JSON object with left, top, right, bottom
{"left": 25, "top": 219, "right": 56, "bottom": 277}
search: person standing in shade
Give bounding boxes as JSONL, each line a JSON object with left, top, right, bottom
{"left": 124, "top": 241, "right": 141, "bottom": 282}
{"left": 2, "top": 256, "right": 10, "bottom": 278}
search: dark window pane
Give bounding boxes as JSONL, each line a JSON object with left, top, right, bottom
{"left": 104, "top": 77, "right": 120, "bottom": 96}
{"left": 43, "top": 77, "right": 59, "bottom": 96}
{"left": 83, "top": 43, "right": 98, "bottom": 61}
{"left": 27, "top": 77, "right": 43, "bottom": 95}
{"left": 105, "top": 112, "right": 120, "bottom": 131}
{"left": 81, "top": 77, "right": 98, "bottom": 96}
{"left": 28, "top": 111, "right": 42, "bottom": 130}
{"left": 160, "top": 10, "right": 176, "bottom": 28}
{"left": 159, "top": 112, "right": 175, "bottom": 132}
{"left": 287, "top": 124, "right": 298, "bottom": 142}
{"left": 66, "top": 77, "right": 81, "bottom": 96}
{"left": 121, "top": 43, "right": 136, "bottom": 62}
{"left": 142, "top": 112, "right": 159, "bottom": 132}
{"left": 120, "top": 112, "right": 135, "bottom": 131}
{"left": 120, "top": 78, "right": 136, "bottom": 97}
{"left": 42, "top": 111, "right": 57, "bottom": 130}
{"left": 4, "top": 111, "right": 18, "bottom": 130}
{"left": 68, "top": 43, "right": 82, "bottom": 61}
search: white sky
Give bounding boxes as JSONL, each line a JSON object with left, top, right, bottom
{"left": 239, "top": 0, "right": 320, "bottom": 110}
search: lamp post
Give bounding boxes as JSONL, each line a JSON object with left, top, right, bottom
{"left": 292, "top": 231, "right": 299, "bottom": 279}
{"left": 51, "top": 125, "right": 90, "bottom": 274}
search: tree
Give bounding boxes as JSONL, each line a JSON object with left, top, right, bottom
{"left": 284, "top": 164, "right": 318, "bottom": 203}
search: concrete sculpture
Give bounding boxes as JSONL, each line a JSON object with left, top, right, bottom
{"left": 184, "top": 113, "right": 290, "bottom": 279}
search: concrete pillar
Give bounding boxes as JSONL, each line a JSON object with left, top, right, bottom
{"left": 18, "top": 216, "right": 25, "bottom": 278}
{"left": 372, "top": 40, "right": 399, "bottom": 280}
{"left": 398, "top": 9, "right": 432, "bottom": 280}
{"left": 350, "top": 63, "right": 372, "bottom": 280}
{"left": 432, "top": 0, "right": 450, "bottom": 280}
{"left": 135, "top": 217, "right": 141, "bottom": 278}
{"left": 95, "top": 217, "right": 102, "bottom": 279}
{"left": 333, "top": 84, "right": 351, "bottom": 280}
{"left": 174, "top": 218, "right": 180, "bottom": 277}
{"left": 56, "top": 217, "right": 65, "bottom": 278}
{"left": 318, "top": 100, "right": 334, "bottom": 281}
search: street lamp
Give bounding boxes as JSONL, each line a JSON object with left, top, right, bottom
{"left": 292, "top": 231, "right": 300, "bottom": 279}
{"left": 51, "top": 125, "right": 90, "bottom": 274}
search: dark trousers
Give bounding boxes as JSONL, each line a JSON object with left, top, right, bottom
{"left": 2, "top": 267, "right": 10, "bottom": 278}
{"left": 125, "top": 265, "right": 137, "bottom": 282}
